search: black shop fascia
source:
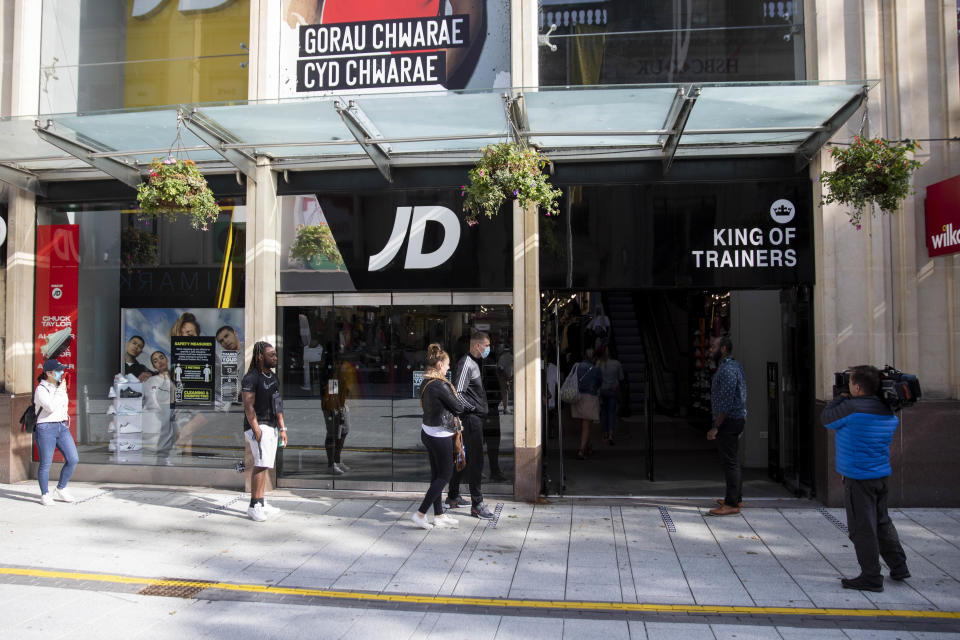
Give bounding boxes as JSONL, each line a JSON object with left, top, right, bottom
{"left": 277, "top": 167, "right": 813, "bottom": 294}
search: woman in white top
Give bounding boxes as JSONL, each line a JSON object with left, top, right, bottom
{"left": 33, "top": 359, "right": 79, "bottom": 505}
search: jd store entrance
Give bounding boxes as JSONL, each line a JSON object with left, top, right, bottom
{"left": 538, "top": 176, "right": 818, "bottom": 499}
{"left": 541, "top": 286, "right": 815, "bottom": 499}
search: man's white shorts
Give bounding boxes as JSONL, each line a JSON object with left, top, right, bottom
{"left": 245, "top": 424, "right": 278, "bottom": 469}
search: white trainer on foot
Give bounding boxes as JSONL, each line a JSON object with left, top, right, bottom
{"left": 40, "top": 493, "right": 54, "bottom": 506}
{"left": 262, "top": 502, "right": 281, "bottom": 516}
{"left": 411, "top": 512, "right": 433, "bottom": 529}
{"left": 247, "top": 504, "right": 267, "bottom": 522}
{"left": 433, "top": 513, "right": 459, "bottom": 529}
{"left": 336, "top": 462, "right": 350, "bottom": 471}
{"left": 329, "top": 464, "right": 344, "bottom": 476}
{"left": 54, "top": 487, "right": 76, "bottom": 503}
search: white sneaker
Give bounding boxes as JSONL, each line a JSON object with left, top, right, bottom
{"left": 336, "top": 462, "right": 350, "bottom": 471}
{"left": 118, "top": 422, "right": 142, "bottom": 434}
{"left": 247, "top": 504, "right": 267, "bottom": 522}
{"left": 125, "top": 374, "right": 140, "bottom": 383}
{"left": 108, "top": 387, "right": 116, "bottom": 399}
{"left": 262, "top": 502, "right": 281, "bottom": 516}
{"left": 54, "top": 487, "right": 76, "bottom": 503}
{"left": 329, "top": 464, "right": 344, "bottom": 476}
{"left": 40, "top": 493, "right": 54, "bottom": 506}
{"left": 411, "top": 512, "right": 433, "bottom": 529}
{"left": 433, "top": 514, "right": 459, "bottom": 529}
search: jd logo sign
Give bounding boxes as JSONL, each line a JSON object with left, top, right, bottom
{"left": 368, "top": 206, "right": 461, "bottom": 271}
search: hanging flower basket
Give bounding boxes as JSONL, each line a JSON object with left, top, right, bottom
{"left": 819, "top": 137, "right": 923, "bottom": 229}
{"left": 290, "top": 223, "right": 344, "bottom": 270}
{"left": 461, "top": 142, "right": 563, "bottom": 226}
{"left": 120, "top": 227, "right": 159, "bottom": 272}
{"left": 136, "top": 157, "right": 221, "bottom": 230}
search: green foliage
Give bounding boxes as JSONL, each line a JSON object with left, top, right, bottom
{"left": 461, "top": 143, "right": 563, "bottom": 225}
{"left": 136, "top": 157, "right": 221, "bottom": 230}
{"left": 120, "top": 226, "right": 159, "bottom": 271}
{"left": 819, "top": 137, "right": 923, "bottom": 229}
{"left": 290, "top": 223, "right": 344, "bottom": 269}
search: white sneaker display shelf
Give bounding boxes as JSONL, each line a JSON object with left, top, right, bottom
{"left": 108, "top": 375, "right": 143, "bottom": 463}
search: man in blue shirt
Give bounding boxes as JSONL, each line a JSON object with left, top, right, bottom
{"left": 821, "top": 365, "right": 909, "bottom": 592}
{"left": 706, "top": 336, "right": 747, "bottom": 516}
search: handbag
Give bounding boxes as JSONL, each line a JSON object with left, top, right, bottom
{"left": 560, "top": 363, "right": 593, "bottom": 404}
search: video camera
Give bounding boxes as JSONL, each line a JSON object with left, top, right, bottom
{"left": 832, "top": 365, "right": 922, "bottom": 411}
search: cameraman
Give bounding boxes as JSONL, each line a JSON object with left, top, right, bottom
{"left": 821, "top": 365, "right": 910, "bottom": 592}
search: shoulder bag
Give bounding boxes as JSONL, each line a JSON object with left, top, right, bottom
{"left": 420, "top": 378, "right": 467, "bottom": 471}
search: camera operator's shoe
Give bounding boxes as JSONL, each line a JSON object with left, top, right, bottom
{"left": 841, "top": 575, "right": 883, "bottom": 592}
{"left": 119, "top": 387, "right": 142, "bottom": 398}
{"left": 890, "top": 567, "right": 911, "bottom": 581}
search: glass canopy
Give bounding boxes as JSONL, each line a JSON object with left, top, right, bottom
{"left": 0, "top": 81, "right": 869, "bottom": 189}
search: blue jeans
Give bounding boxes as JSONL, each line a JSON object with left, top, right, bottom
{"left": 599, "top": 389, "right": 618, "bottom": 438}
{"left": 36, "top": 421, "right": 79, "bottom": 495}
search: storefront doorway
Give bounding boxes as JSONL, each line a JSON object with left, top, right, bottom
{"left": 275, "top": 294, "right": 514, "bottom": 492}
{"left": 541, "top": 287, "right": 813, "bottom": 499}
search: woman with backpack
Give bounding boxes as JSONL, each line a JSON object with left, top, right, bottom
{"left": 34, "top": 359, "right": 79, "bottom": 505}
{"left": 571, "top": 348, "right": 603, "bottom": 460}
{"left": 412, "top": 343, "right": 474, "bottom": 530}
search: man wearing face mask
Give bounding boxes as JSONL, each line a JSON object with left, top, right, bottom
{"left": 446, "top": 330, "right": 495, "bottom": 519}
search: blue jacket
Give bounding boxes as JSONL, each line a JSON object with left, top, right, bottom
{"left": 821, "top": 394, "right": 899, "bottom": 479}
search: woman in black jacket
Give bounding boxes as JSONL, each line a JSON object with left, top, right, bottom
{"left": 412, "top": 343, "right": 473, "bottom": 530}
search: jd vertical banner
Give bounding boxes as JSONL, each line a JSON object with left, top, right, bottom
{"left": 33, "top": 225, "right": 80, "bottom": 460}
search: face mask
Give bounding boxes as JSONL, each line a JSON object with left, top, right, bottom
{"left": 481, "top": 346, "right": 491, "bottom": 359}
{"left": 52, "top": 370, "right": 64, "bottom": 382}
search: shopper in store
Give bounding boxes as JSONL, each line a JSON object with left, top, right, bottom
{"left": 706, "top": 335, "right": 747, "bottom": 516}
{"left": 123, "top": 335, "right": 155, "bottom": 382}
{"left": 446, "top": 330, "right": 495, "bottom": 519}
{"left": 821, "top": 365, "right": 909, "bottom": 592}
{"left": 323, "top": 356, "right": 357, "bottom": 476}
{"left": 596, "top": 345, "right": 624, "bottom": 446}
{"left": 571, "top": 348, "right": 603, "bottom": 460}
{"left": 241, "top": 341, "right": 287, "bottom": 522}
{"left": 34, "top": 359, "right": 79, "bottom": 505}
{"left": 412, "top": 343, "right": 474, "bottom": 530}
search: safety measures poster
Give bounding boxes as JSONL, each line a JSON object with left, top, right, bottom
{"left": 172, "top": 336, "right": 216, "bottom": 405}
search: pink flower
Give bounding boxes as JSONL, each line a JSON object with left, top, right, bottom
{"left": 856, "top": 224, "right": 862, "bottom": 231}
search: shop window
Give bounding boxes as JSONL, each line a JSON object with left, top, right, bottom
{"left": 35, "top": 201, "right": 246, "bottom": 469}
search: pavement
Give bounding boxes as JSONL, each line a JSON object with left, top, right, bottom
{"left": 1, "top": 482, "right": 959, "bottom": 639}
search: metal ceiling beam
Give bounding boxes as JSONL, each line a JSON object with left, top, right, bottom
{"left": 34, "top": 122, "right": 141, "bottom": 188}
{"left": 179, "top": 108, "right": 257, "bottom": 180}
{"left": 334, "top": 99, "right": 393, "bottom": 182}
{"left": 0, "top": 163, "right": 46, "bottom": 196}
{"left": 794, "top": 85, "right": 868, "bottom": 171}
{"left": 660, "top": 85, "right": 700, "bottom": 176}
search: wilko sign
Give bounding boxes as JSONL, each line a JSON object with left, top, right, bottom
{"left": 925, "top": 174, "right": 960, "bottom": 257}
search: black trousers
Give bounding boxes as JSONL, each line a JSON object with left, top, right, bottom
{"left": 323, "top": 409, "right": 344, "bottom": 464}
{"left": 448, "top": 414, "right": 484, "bottom": 506}
{"left": 483, "top": 413, "right": 502, "bottom": 477}
{"left": 843, "top": 476, "right": 908, "bottom": 580}
{"left": 419, "top": 430, "right": 454, "bottom": 516}
{"left": 716, "top": 417, "right": 745, "bottom": 506}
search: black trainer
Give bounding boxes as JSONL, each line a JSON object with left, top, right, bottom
{"left": 119, "top": 387, "right": 143, "bottom": 398}
{"left": 841, "top": 575, "right": 883, "bottom": 592}
{"left": 445, "top": 496, "right": 469, "bottom": 509}
{"left": 890, "top": 568, "right": 911, "bottom": 581}
{"left": 471, "top": 502, "right": 494, "bottom": 520}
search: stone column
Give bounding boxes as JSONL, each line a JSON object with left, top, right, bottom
{"left": 243, "top": 158, "right": 279, "bottom": 492}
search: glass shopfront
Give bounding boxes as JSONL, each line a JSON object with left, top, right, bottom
{"left": 36, "top": 201, "right": 246, "bottom": 469}
{"left": 277, "top": 299, "right": 514, "bottom": 491}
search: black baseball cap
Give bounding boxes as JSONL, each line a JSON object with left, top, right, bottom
{"left": 42, "top": 359, "right": 66, "bottom": 373}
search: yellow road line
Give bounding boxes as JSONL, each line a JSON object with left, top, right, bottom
{"left": 2, "top": 566, "right": 959, "bottom": 621}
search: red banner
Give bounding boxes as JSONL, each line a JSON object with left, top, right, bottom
{"left": 925, "top": 174, "right": 960, "bottom": 257}
{"left": 33, "top": 225, "right": 80, "bottom": 461}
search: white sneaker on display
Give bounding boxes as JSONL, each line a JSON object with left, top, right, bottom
{"left": 411, "top": 512, "right": 433, "bottom": 529}
{"left": 433, "top": 514, "right": 459, "bottom": 529}
{"left": 108, "top": 387, "right": 116, "bottom": 399}
{"left": 118, "top": 422, "right": 142, "bottom": 434}
{"left": 40, "top": 493, "right": 54, "bottom": 506}
{"left": 54, "top": 487, "right": 76, "bottom": 503}
{"left": 113, "top": 374, "right": 126, "bottom": 385}
{"left": 108, "top": 441, "right": 117, "bottom": 452}
{"left": 262, "top": 502, "right": 281, "bottom": 516}
{"left": 125, "top": 374, "right": 140, "bottom": 383}
{"left": 247, "top": 504, "right": 267, "bottom": 522}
